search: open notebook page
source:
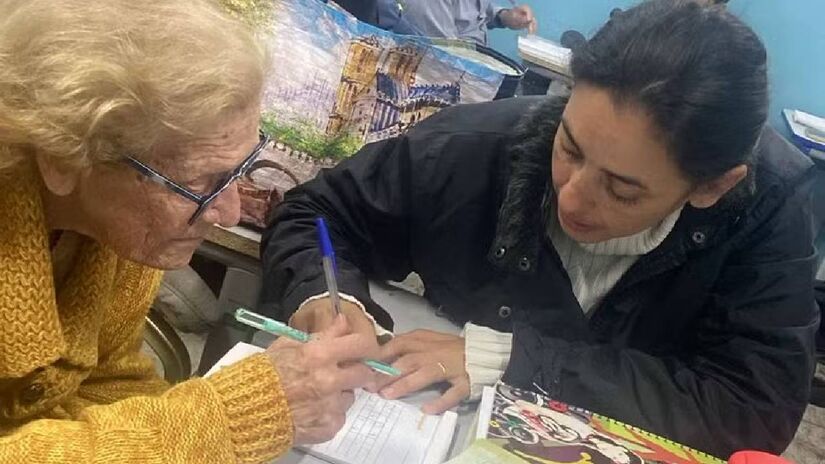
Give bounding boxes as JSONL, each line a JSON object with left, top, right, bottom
{"left": 303, "top": 389, "right": 456, "bottom": 464}
{"left": 206, "top": 342, "right": 458, "bottom": 464}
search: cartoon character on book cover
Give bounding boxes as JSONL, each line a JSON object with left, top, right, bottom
{"left": 486, "top": 383, "right": 722, "bottom": 464}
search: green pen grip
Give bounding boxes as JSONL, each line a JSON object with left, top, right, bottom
{"left": 364, "top": 359, "right": 401, "bottom": 377}
{"left": 234, "top": 308, "right": 399, "bottom": 376}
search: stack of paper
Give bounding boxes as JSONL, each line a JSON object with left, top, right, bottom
{"left": 792, "top": 110, "right": 825, "bottom": 143}
{"left": 784, "top": 109, "right": 825, "bottom": 163}
{"left": 518, "top": 35, "right": 572, "bottom": 76}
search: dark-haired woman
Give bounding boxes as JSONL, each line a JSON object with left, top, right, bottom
{"left": 260, "top": 0, "right": 818, "bottom": 457}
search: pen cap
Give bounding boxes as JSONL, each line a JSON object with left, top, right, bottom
{"left": 315, "top": 217, "right": 335, "bottom": 258}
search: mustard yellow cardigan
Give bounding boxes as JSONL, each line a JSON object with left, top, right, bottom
{"left": 0, "top": 165, "right": 293, "bottom": 463}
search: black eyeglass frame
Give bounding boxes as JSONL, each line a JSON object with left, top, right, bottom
{"left": 123, "top": 130, "right": 270, "bottom": 225}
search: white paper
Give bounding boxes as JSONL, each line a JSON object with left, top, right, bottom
{"left": 517, "top": 35, "right": 572, "bottom": 75}
{"left": 303, "top": 390, "right": 457, "bottom": 464}
{"left": 784, "top": 109, "right": 825, "bottom": 152}
{"left": 793, "top": 109, "right": 825, "bottom": 134}
{"left": 208, "top": 342, "right": 458, "bottom": 464}
{"left": 422, "top": 405, "right": 458, "bottom": 464}
{"left": 475, "top": 387, "right": 495, "bottom": 440}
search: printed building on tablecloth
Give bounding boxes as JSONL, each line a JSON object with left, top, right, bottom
{"left": 327, "top": 37, "right": 462, "bottom": 142}
{"left": 236, "top": 0, "right": 508, "bottom": 228}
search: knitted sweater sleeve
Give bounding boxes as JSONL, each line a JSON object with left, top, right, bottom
{"left": 0, "top": 354, "right": 294, "bottom": 463}
{"left": 0, "top": 265, "right": 294, "bottom": 463}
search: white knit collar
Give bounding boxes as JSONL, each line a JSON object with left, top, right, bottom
{"left": 545, "top": 196, "right": 683, "bottom": 257}
{"left": 578, "top": 206, "right": 683, "bottom": 256}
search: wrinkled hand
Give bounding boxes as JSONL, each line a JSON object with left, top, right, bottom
{"left": 370, "top": 330, "right": 469, "bottom": 415}
{"left": 266, "top": 315, "right": 378, "bottom": 444}
{"left": 291, "top": 297, "right": 383, "bottom": 390}
{"left": 501, "top": 5, "right": 538, "bottom": 34}
{"left": 291, "top": 297, "right": 377, "bottom": 341}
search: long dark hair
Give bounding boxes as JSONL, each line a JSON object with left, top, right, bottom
{"left": 571, "top": 0, "right": 768, "bottom": 183}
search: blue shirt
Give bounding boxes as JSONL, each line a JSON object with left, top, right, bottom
{"left": 378, "top": 0, "right": 504, "bottom": 45}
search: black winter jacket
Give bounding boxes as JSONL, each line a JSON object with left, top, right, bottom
{"left": 260, "top": 97, "right": 819, "bottom": 458}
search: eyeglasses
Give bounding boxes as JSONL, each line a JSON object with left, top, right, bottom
{"left": 123, "top": 130, "right": 270, "bottom": 225}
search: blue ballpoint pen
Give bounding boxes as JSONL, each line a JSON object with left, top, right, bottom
{"left": 316, "top": 217, "right": 341, "bottom": 316}
{"left": 234, "top": 308, "right": 400, "bottom": 377}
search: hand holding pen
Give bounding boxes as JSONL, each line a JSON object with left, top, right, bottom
{"left": 259, "top": 312, "right": 380, "bottom": 444}
{"left": 248, "top": 217, "right": 398, "bottom": 378}
{"left": 316, "top": 217, "right": 342, "bottom": 316}
{"left": 237, "top": 308, "right": 399, "bottom": 377}
{"left": 289, "top": 218, "right": 383, "bottom": 356}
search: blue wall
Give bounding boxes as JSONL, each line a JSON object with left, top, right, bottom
{"left": 489, "top": 1, "right": 825, "bottom": 135}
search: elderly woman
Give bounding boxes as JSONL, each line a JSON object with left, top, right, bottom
{"left": 0, "top": 0, "right": 376, "bottom": 462}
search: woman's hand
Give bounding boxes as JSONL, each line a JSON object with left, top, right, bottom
{"left": 266, "top": 315, "right": 378, "bottom": 444}
{"left": 371, "top": 330, "right": 469, "bottom": 415}
{"left": 291, "top": 297, "right": 378, "bottom": 342}
{"left": 291, "top": 297, "right": 385, "bottom": 391}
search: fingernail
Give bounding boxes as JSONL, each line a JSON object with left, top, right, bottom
{"left": 380, "top": 388, "right": 394, "bottom": 398}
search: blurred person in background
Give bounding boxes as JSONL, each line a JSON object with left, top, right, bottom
{"left": 377, "top": 0, "right": 537, "bottom": 45}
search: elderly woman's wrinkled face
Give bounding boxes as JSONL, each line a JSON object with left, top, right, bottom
{"left": 43, "top": 106, "right": 261, "bottom": 269}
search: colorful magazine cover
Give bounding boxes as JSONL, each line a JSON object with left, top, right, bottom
{"left": 234, "top": 0, "right": 511, "bottom": 228}
{"left": 476, "top": 383, "right": 725, "bottom": 464}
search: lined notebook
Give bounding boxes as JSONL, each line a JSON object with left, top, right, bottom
{"left": 471, "top": 382, "right": 724, "bottom": 464}
{"left": 206, "top": 342, "right": 458, "bottom": 464}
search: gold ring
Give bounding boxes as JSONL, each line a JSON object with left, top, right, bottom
{"left": 437, "top": 362, "right": 448, "bottom": 376}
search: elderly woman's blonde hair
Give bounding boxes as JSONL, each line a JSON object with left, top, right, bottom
{"left": 0, "top": 0, "right": 268, "bottom": 171}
